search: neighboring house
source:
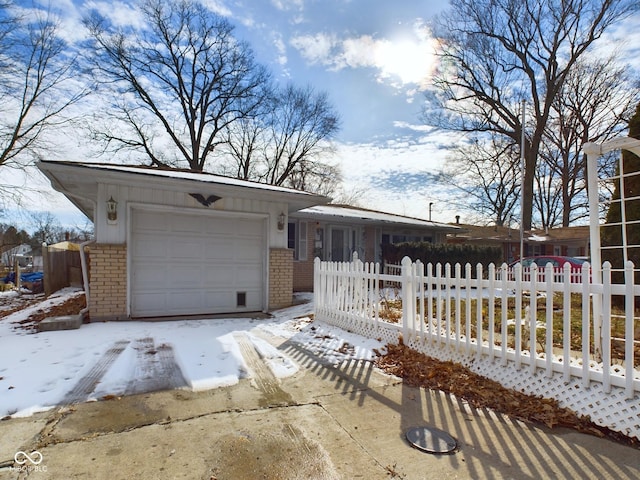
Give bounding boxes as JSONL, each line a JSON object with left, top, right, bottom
{"left": 448, "top": 222, "right": 590, "bottom": 263}
{"left": 289, "top": 205, "right": 461, "bottom": 291}
{"left": 1, "top": 243, "right": 32, "bottom": 268}
{"left": 37, "top": 161, "right": 327, "bottom": 321}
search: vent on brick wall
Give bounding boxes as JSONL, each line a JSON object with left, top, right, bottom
{"left": 237, "top": 292, "right": 247, "bottom": 308}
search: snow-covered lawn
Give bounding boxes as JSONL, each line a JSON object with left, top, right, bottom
{"left": 0, "top": 288, "right": 384, "bottom": 419}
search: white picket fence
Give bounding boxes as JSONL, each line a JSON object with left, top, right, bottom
{"left": 314, "top": 254, "right": 640, "bottom": 440}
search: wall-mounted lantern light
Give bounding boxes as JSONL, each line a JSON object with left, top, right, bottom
{"left": 106, "top": 196, "right": 118, "bottom": 223}
{"left": 277, "top": 212, "right": 286, "bottom": 231}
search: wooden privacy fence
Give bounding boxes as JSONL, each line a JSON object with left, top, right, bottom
{"left": 42, "top": 245, "right": 83, "bottom": 296}
{"left": 314, "top": 254, "right": 640, "bottom": 440}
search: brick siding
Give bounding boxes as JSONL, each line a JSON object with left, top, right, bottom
{"left": 269, "top": 248, "right": 293, "bottom": 310}
{"left": 89, "top": 244, "right": 128, "bottom": 321}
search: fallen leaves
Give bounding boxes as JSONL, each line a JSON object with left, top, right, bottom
{"left": 12, "top": 293, "right": 86, "bottom": 331}
{"left": 374, "top": 340, "right": 639, "bottom": 448}
{"left": 0, "top": 295, "right": 43, "bottom": 318}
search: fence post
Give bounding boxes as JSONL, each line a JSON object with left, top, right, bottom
{"left": 602, "top": 261, "right": 612, "bottom": 393}
{"left": 401, "top": 256, "right": 414, "bottom": 342}
{"left": 42, "top": 243, "right": 50, "bottom": 296}
{"left": 14, "top": 257, "right": 20, "bottom": 291}
{"left": 624, "top": 260, "right": 635, "bottom": 399}
{"left": 476, "top": 263, "right": 484, "bottom": 359}
{"left": 314, "top": 257, "right": 321, "bottom": 318}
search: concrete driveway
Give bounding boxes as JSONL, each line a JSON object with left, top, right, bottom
{"left": 1, "top": 327, "right": 638, "bottom": 479}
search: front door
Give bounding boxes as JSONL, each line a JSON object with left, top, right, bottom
{"left": 330, "top": 227, "right": 350, "bottom": 261}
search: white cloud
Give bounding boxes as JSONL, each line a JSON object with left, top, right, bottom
{"left": 11, "top": 0, "right": 87, "bottom": 44}
{"left": 199, "top": 0, "right": 233, "bottom": 17}
{"left": 290, "top": 32, "right": 338, "bottom": 65}
{"left": 594, "top": 14, "right": 640, "bottom": 71}
{"left": 332, "top": 129, "right": 464, "bottom": 221}
{"left": 290, "top": 21, "right": 438, "bottom": 93}
{"left": 271, "top": 0, "right": 305, "bottom": 11}
{"left": 84, "top": 1, "right": 146, "bottom": 29}
{"left": 392, "top": 121, "right": 433, "bottom": 132}
{"left": 341, "top": 35, "right": 378, "bottom": 68}
{"left": 272, "top": 32, "right": 288, "bottom": 66}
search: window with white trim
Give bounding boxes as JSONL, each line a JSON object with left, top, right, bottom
{"left": 288, "top": 221, "right": 308, "bottom": 261}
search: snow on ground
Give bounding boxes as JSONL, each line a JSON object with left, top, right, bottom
{"left": 0, "top": 290, "right": 384, "bottom": 419}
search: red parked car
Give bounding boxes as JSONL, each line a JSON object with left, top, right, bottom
{"left": 506, "top": 256, "right": 589, "bottom": 283}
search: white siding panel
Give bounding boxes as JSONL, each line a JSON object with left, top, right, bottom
{"left": 130, "top": 208, "right": 265, "bottom": 317}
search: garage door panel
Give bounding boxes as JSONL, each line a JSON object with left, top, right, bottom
{"left": 202, "top": 265, "right": 260, "bottom": 285}
{"left": 134, "top": 264, "right": 168, "bottom": 288}
{"left": 131, "top": 209, "right": 265, "bottom": 317}
{"left": 170, "top": 265, "right": 204, "bottom": 286}
{"left": 168, "top": 238, "right": 203, "bottom": 259}
{"left": 203, "top": 238, "right": 232, "bottom": 258}
{"left": 203, "top": 250, "right": 235, "bottom": 263}
{"left": 131, "top": 292, "right": 167, "bottom": 315}
{"left": 204, "top": 218, "right": 234, "bottom": 234}
{"left": 166, "top": 291, "right": 206, "bottom": 313}
{"left": 234, "top": 239, "right": 263, "bottom": 261}
{"left": 235, "top": 266, "right": 262, "bottom": 285}
{"left": 203, "top": 266, "right": 236, "bottom": 286}
{"left": 172, "top": 215, "right": 205, "bottom": 234}
{"left": 133, "top": 234, "right": 167, "bottom": 258}
{"left": 202, "top": 291, "right": 233, "bottom": 310}
{"left": 135, "top": 211, "right": 167, "bottom": 231}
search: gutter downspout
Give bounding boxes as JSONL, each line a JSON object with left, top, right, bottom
{"left": 79, "top": 238, "right": 95, "bottom": 321}
{"left": 62, "top": 194, "right": 97, "bottom": 323}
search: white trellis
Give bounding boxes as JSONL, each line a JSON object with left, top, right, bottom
{"left": 585, "top": 137, "right": 640, "bottom": 354}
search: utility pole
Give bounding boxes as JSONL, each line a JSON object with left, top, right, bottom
{"left": 520, "top": 100, "right": 526, "bottom": 261}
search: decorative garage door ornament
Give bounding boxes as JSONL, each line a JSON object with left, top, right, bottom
{"left": 405, "top": 426, "right": 457, "bottom": 454}
{"left": 189, "top": 193, "right": 221, "bottom": 207}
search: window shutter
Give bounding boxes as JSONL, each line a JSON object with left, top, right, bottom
{"left": 298, "top": 221, "right": 308, "bottom": 261}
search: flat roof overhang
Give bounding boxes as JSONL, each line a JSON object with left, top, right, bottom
{"left": 37, "top": 160, "right": 330, "bottom": 220}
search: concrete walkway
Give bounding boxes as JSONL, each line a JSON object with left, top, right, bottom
{"left": 1, "top": 330, "right": 638, "bottom": 479}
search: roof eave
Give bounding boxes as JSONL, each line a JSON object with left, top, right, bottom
{"left": 36, "top": 160, "right": 329, "bottom": 215}
{"left": 292, "top": 208, "right": 463, "bottom": 232}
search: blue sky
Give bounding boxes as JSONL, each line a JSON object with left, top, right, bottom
{"left": 5, "top": 0, "right": 640, "bottom": 229}
{"left": 227, "top": 0, "right": 448, "bottom": 141}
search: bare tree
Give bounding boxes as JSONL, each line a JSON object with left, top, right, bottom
{"left": 85, "top": 0, "right": 270, "bottom": 172}
{"left": 264, "top": 85, "right": 339, "bottom": 189}
{"left": 220, "top": 83, "right": 341, "bottom": 193}
{"left": 425, "top": 0, "right": 638, "bottom": 230}
{"left": 442, "top": 134, "right": 521, "bottom": 226}
{"left": 536, "top": 56, "right": 640, "bottom": 227}
{"left": 219, "top": 115, "right": 266, "bottom": 181}
{"left": 0, "top": 2, "right": 85, "bottom": 194}
{"left": 29, "top": 211, "right": 64, "bottom": 245}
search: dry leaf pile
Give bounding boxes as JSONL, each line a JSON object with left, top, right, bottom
{"left": 0, "top": 295, "right": 43, "bottom": 318}
{"left": 374, "top": 339, "right": 638, "bottom": 448}
{"left": 10, "top": 293, "right": 87, "bottom": 331}
{"left": 28, "top": 294, "right": 86, "bottom": 322}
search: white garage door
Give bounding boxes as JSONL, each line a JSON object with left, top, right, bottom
{"left": 130, "top": 209, "right": 265, "bottom": 317}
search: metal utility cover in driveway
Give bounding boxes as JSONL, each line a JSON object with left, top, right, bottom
{"left": 130, "top": 208, "right": 265, "bottom": 317}
{"left": 405, "top": 426, "right": 458, "bottom": 454}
